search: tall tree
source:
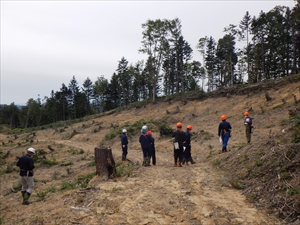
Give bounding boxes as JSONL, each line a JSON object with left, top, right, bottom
{"left": 205, "top": 36, "right": 217, "bottom": 91}
{"left": 140, "top": 19, "right": 169, "bottom": 101}
{"left": 116, "top": 57, "right": 132, "bottom": 105}
{"left": 93, "top": 76, "right": 109, "bottom": 113}
{"left": 239, "top": 11, "right": 252, "bottom": 80}
{"left": 82, "top": 77, "right": 93, "bottom": 115}
{"left": 68, "top": 76, "right": 80, "bottom": 119}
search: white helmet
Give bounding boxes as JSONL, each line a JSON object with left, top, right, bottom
{"left": 142, "top": 125, "right": 148, "bottom": 131}
{"left": 122, "top": 129, "right": 127, "bottom": 133}
{"left": 27, "top": 147, "right": 35, "bottom": 154}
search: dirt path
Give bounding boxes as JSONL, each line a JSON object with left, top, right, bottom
{"left": 12, "top": 139, "right": 278, "bottom": 225}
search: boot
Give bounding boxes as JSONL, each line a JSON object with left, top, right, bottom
{"left": 177, "top": 161, "right": 182, "bottom": 167}
{"left": 122, "top": 155, "right": 126, "bottom": 161}
{"left": 224, "top": 147, "right": 227, "bottom": 152}
{"left": 23, "top": 192, "right": 31, "bottom": 205}
{"left": 222, "top": 147, "right": 225, "bottom": 153}
{"left": 21, "top": 191, "right": 26, "bottom": 204}
{"left": 174, "top": 161, "right": 177, "bottom": 167}
{"left": 182, "top": 158, "right": 186, "bottom": 165}
{"left": 146, "top": 158, "right": 151, "bottom": 166}
{"left": 142, "top": 159, "right": 146, "bottom": 167}
{"left": 191, "top": 157, "right": 196, "bottom": 164}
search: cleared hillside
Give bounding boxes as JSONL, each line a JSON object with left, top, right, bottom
{"left": 0, "top": 75, "right": 300, "bottom": 224}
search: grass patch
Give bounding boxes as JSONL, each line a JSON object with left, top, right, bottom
{"left": 36, "top": 187, "right": 56, "bottom": 201}
{"left": 76, "top": 172, "right": 95, "bottom": 188}
{"left": 59, "top": 181, "right": 76, "bottom": 190}
{"left": 116, "top": 162, "right": 134, "bottom": 177}
{"left": 87, "top": 159, "right": 96, "bottom": 167}
{"left": 213, "top": 159, "right": 220, "bottom": 166}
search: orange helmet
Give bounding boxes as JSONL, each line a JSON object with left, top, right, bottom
{"left": 187, "top": 125, "right": 193, "bottom": 130}
{"left": 176, "top": 122, "right": 182, "bottom": 128}
{"left": 148, "top": 130, "right": 153, "bottom": 135}
{"left": 244, "top": 111, "right": 249, "bottom": 116}
{"left": 221, "top": 115, "right": 226, "bottom": 121}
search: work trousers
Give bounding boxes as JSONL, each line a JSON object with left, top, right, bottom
{"left": 221, "top": 133, "right": 230, "bottom": 148}
{"left": 183, "top": 145, "right": 192, "bottom": 162}
{"left": 150, "top": 147, "right": 156, "bottom": 165}
{"left": 174, "top": 147, "right": 183, "bottom": 163}
{"left": 142, "top": 147, "right": 151, "bottom": 159}
{"left": 122, "top": 145, "right": 128, "bottom": 158}
{"left": 245, "top": 125, "right": 251, "bottom": 142}
{"left": 20, "top": 176, "right": 34, "bottom": 194}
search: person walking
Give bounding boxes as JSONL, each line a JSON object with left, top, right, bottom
{"left": 218, "top": 115, "right": 232, "bottom": 153}
{"left": 244, "top": 111, "right": 253, "bottom": 143}
{"left": 121, "top": 128, "right": 128, "bottom": 161}
{"left": 139, "top": 125, "right": 152, "bottom": 166}
{"left": 172, "top": 122, "right": 186, "bottom": 167}
{"left": 148, "top": 130, "right": 156, "bottom": 166}
{"left": 16, "top": 147, "right": 35, "bottom": 205}
{"left": 182, "top": 125, "right": 196, "bottom": 165}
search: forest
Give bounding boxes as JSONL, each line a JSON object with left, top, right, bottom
{"left": 1, "top": 2, "right": 300, "bottom": 129}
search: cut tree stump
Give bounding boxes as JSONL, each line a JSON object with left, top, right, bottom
{"left": 94, "top": 146, "right": 116, "bottom": 179}
{"left": 265, "top": 91, "right": 272, "bottom": 101}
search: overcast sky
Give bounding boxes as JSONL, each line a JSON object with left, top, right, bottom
{"left": 1, "top": 0, "right": 296, "bottom": 105}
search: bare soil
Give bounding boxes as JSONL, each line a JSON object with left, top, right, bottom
{"left": 1, "top": 79, "right": 300, "bottom": 225}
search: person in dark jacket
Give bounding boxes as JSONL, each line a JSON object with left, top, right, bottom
{"left": 121, "top": 128, "right": 128, "bottom": 161}
{"left": 16, "top": 147, "right": 35, "bottom": 205}
{"left": 182, "top": 125, "right": 196, "bottom": 165}
{"left": 139, "top": 125, "right": 151, "bottom": 166}
{"left": 172, "top": 122, "right": 186, "bottom": 167}
{"left": 218, "top": 115, "right": 232, "bottom": 153}
{"left": 243, "top": 111, "right": 253, "bottom": 143}
{"left": 148, "top": 130, "right": 156, "bottom": 166}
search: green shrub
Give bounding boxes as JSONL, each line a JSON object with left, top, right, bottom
{"left": 158, "top": 123, "right": 173, "bottom": 135}
{"left": 116, "top": 163, "right": 134, "bottom": 177}
{"left": 76, "top": 172, "right": 95, "bottom": 188}
{"left": 42, "top": 158, "right": 59, "bottom": 167}
{"left": 60, "top": 181, "right": 76, "bottom": 190}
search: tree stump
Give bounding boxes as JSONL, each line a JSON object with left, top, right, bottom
{"left": 265, "top": 91, "right": 272, "bottom": 101}
{"left": 94, "top": 146, "right": 116, "bottom": 179}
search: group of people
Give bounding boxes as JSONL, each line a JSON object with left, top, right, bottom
{"left": 15, "top": 111, "right": 253, "bottom": 205}
{"left": 120, "top": 122, "right": 196, "bottom": 167}
{"left": 218, "top": 111, "right": 253, "bottom": 153}
{"left": 121, "top": 126, "right": 156, "bottom": 166}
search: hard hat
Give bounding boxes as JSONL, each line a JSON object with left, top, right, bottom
{"left": 148, "top": 130, "right": 153, "bottom": 135}
{"left": 176, "top": 122, "right": 182, "bottom": 128}
{"left": 187, "top": 125, "right": 193, "bottom": 130}
{"left": 244, "top": 111, "right": 249, "bottom": 116}
{"left": 27, "top": 147, "right": 35, "bottom": 154}
{"left": 221, "top": 115, "right": 226, "bottom": 121}
{"left": 142, "top": 125, "right": 148, "bottom": 131}
{"left": 122, "top": 129, "right": 127, "bottom": 133}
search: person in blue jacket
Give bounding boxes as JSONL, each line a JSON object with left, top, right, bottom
{"left": 182, "top": 125, "right": 196, "bottom": 165}
{"left": 139, "top": 125, "right": 152, "bottom": 166}
{"left": 16, "top": 147, "right": 35, "bottom": 205}
{"left": 121, "top": 129, "right": 128, "bottom": 161}
{"left": 218, "top": 115, "right": 232, "bottom": 153}
{"left": 148, "top": 130, "right": 156, "bottom": 166}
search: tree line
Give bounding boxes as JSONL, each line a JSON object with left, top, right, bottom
{"left": 1, "top": 2, "right": 299, "bottom": 129}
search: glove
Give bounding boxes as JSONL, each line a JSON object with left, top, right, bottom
{"left": 122, "top": 145, "right": 125, "bottom": 148}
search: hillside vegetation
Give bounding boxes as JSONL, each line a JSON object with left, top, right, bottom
{"left": 0, "top": 75, "right": 300, "bottom": 224}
